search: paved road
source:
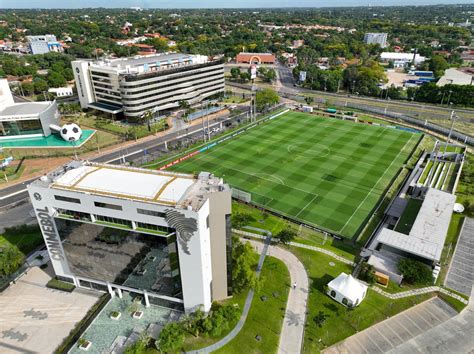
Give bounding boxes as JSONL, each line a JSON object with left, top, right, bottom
{"left": 323, "top": 297, "right": 457, "bottom": 354}
{"left": 0, "top": 201, "right": 36, "bottom": 233}
{"left": 250, "top": 239, "right": 309, "bottom": 354}
{"left": 0, "top": 111, "right": 248, "bottom": 209}
{"left": 444, "top": 217, "right": 474, "bottom": 296}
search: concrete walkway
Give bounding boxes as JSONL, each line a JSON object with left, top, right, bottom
{"left": 248, "top": 239, "right": 309, "bottom": 354}
{"left": 371, "top": 284, "right": 469, "bottom": 304}
{"left": 187, "top": 237, "right": 271, "bottom": 354}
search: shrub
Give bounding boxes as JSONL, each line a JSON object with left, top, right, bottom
{"left": 398, "top": 258, "right": 433, "bottom": 285}
{"left": 46, "top": 278, "right": 76, "bottom": 292}
{"left": 0, "top": 244, "right": 24, "bottom": 276}
{"left": 156, "top": 323, "right": 185, "bottom": 352}
{"left": 275, "top": 229, "right": 297, "bottom": 244}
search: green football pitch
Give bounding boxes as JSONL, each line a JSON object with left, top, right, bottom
{"left": 168, "top": 111, "right": 420, "bottom": 239}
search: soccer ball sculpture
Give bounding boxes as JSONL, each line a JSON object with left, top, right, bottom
{"left": 60, "top": 123, "right": 82, "bottom": 142}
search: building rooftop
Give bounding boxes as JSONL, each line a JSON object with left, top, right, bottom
{"left": 33, "top": 161, "right": 227, "bottom": 210}
{"left": 103, "top": 53, "right": 191, "bottom": 68}
{"left": 377, "top": 188, "right": 456, "bottom": 262}
{"left": 437, "top": 68, "right": 473, "bottom": 86}
{"left": 0, "top": 102, "right": 52, "bottom": 117}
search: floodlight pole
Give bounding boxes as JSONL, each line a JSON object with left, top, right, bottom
{"left": 443, "top": 110, "right": 456, "bottom": 158}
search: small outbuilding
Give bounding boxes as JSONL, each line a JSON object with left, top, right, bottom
{"left": 326, "top": 272, "right": 368, "bottom": 307}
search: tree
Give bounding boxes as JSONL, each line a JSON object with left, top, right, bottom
{"left": 20, "top": 82, "right": 34, "bottom": 96}
{"left": 0, "top": 244, "right": 24, "bottom": 277}
{"left": 230, "top": 67, "right": 241, "bottom": 80}
{"left": 275, "top": 228, "right": 296, "bottom": 244}
{"left": 47, "top": 71, "right": 66, "bottom": 88}
{"left": 231, "top": 212, "right": 255, "bottom": 229}
{"left": 429, "top": 55, "right": 449, "bottom": 78}
{"left": 255, "top": 88, "right": 279, "bottom": 112}
{"left": 156, "top": 323, "right": 185, "bottom": 352}
{"left": 398, "top": 258, "right": 433, "bottom": 285}
{"left": 239, "top": 71, "right": 251, "bottom": 82}
{"left": 33, "top": 79, "right": 49, "bottom": 94}
{"left": 232, "top": 237, "right": 258, "bottom": 293}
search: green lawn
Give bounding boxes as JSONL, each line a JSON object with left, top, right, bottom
{"left": 290, "top": 247, "right": 433, "bottom": 353}
{"left": 168, "top": 111, "right": 419, "bottom": 239}
{"left": 232, "top": 201, "right": 358, "bottom": 260}
{"left": 0, "top": 225, "right": 43, "bottom": 256}
{"left": 394, "top": 198, "right": 423, "bottom": 234}
{"left": 215, "top": 256, "right": 290, "bottom": 354}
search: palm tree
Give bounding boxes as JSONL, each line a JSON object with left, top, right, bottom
{"left": 139, "top": 110, "right": 154, "bottom": 132}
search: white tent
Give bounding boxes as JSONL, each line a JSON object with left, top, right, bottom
{"left": 327, "top": 272, "right": 368, "bottom": 307}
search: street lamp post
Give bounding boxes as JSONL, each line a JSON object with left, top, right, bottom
{"left": 446, "top": 90, "right": 453, "bottom": 107}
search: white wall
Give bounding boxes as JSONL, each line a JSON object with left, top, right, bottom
{"left": 72, "top": 61, "right": 94, "bottom": 109}
{"left": 177, "top": 200, "right": 213, "bottom": 313}
{"left": 0, "top": 79, "right": 14, "bottom": 108}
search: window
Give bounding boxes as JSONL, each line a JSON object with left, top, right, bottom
{"left": 330, "top": 290, "right": 336, "bottom": 298}
{"left": 136, "top": 222, "right": 171, "bottom": 234}
{"left": 57, "top": 209, "right": 91, "bottom": 221}
{"left": 54, "top": 195, "right": 81, "bottom": 204}
{"left": 342, "top": 297, "right": 349, "bottom": 306}
{"left": 95, "top": 214, "right": 132, "bottom": 228}
{"left": 137, "top": 208, "right": 166, "bottom": 218}
{"left": 206, "top": 215, "right": 210, "bottom": 228}
{"left": 94, "top": 201, "right": 122, "bottom": 211}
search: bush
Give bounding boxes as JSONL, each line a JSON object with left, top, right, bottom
{"left": 0, "top": 244, "right": 24, "bottom": 276}
{"left": 275, "top": 228, "right": 296, "bottom": 244}
{"left": 231, "top": 212, "right": 255, "bottom": 229}
{"left": 398, "top": 258, "right": 433, "bottom": 285}
{"left": 156, "top": 323, "right": 185, "bottom": 352}
{"left": 46, "top": 278, "right": 76, "bottom": 292}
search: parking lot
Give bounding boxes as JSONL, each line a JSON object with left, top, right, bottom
{"left": 0, "top": 266, "right": 99, "bottom": 354}
{"left": 445, "top": 217, "right": 474, "bottom": 296}
{"left": 323, "top": 297, "right": 457, "bottom": 354}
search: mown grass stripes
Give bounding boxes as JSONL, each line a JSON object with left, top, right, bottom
{"left": 169, "top": 111, "right": 418, "bottom": 239}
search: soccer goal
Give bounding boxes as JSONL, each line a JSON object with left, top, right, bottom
{"left": 232, "top": 188, "right": 252, "bottom": 203}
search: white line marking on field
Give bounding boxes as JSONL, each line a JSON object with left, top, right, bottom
{"left": 296, "top": 194, "right": 319, "bottom": 218}
{"left": 338, "top": 134, "right": 414, "bottom": 235}
{"left": 252, "top": 172, "right": 285, "bottom": 185}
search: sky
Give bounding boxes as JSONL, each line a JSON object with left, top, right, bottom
{"left": 0, "top": 0, "right": 473, "bottom": 8}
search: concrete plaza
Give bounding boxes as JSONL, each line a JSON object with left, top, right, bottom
{"left": 0, "top": 266, "right": 99, "bottom": 354}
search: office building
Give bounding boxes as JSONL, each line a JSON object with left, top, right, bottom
{"left": 28, "top": 161, "right": 232, "bottom": 313}
{"left": 27, "top": 35, "right": 63, "bottom": 55}
{"left": 364, "top": 33, "right": 388, "bottom": 48}
{"left": 0, "top": 79, "right": 59, "bottom": 139}
{"left": 72, "top": 53, "right": 224, "bottom": 119}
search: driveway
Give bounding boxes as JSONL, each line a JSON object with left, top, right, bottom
{"left": 323, "top": 297, "right": 457, "bottom": 354}
{"left": 445, "top": 217, "right": 474, "bottom": 296}
{"left": 0, "top": 266, "right": 100, "bottom": 353}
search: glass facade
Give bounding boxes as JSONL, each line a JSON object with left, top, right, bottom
{"left": 0, "top": 119, "right": 43, "bottom": 137}
{"left": 55, "top": 218, "right": 182, "bottom": 299}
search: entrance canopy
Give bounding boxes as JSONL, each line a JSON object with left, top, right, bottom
{"left": 327, "top": 272, "right": 368, "bottom": 306}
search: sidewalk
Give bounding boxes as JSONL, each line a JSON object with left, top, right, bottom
{"left": 247, "top": 239, "right": 309, "bottom": 354}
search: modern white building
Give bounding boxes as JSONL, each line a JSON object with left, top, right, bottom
{"left": 72, "top": 53, "right": 224, "bottom": 119}
{"left": 380, "top": 52, "right": 426, "bottom": 67}
{"left": 364, "top": 33, "right": 388, "bottom": 48}
{"left": 28, "top": 161, "right": 232, "bottom": 313}
{"left": 327, "top": 272, "right": 368, "bottom": 307}
{"left": 48, "top": 87, "right": 74, "bottom": 97}
{"left": 27, "top": 35, "right": 63, "bottom": 55}
{"left": 0, "top": 79, "right": 59, "bottom": 139}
